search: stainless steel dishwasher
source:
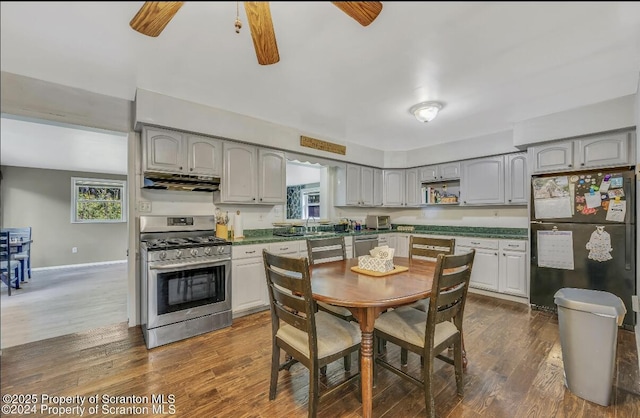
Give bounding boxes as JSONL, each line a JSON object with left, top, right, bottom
{"left": 354, "top": 235, "right": 379, "bottom": 257}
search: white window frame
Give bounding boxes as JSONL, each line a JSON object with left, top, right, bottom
{"left": 71, "top": 177, "right": 127, "bottom": 224}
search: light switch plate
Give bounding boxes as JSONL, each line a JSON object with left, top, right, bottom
{"left": 632, "top": 295, "right": 639, "bottom": 313}
{"left": 139, "top": 201, "right": 152, "bottom": 213}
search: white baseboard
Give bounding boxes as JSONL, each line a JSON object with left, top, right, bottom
{"left": 468, "top": 287, "right": 529, "bottom": 305}
{"left": 32, "top": 260, "right": 127, "bottom": 272}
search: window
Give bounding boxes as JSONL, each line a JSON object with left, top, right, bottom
{"left": 71, "top": 177, "right": 127, "bottom": 223}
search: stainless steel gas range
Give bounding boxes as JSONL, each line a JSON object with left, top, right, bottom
{"left": 139, "top": 215, "right": 232, "bottom": 349}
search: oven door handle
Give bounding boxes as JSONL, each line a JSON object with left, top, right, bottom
{"left": 150, "top": 260, "right": 230, "bottom": 270}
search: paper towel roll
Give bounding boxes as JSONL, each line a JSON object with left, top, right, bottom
{"left": 234, "top": 210, "right": 244, "bottom": 238}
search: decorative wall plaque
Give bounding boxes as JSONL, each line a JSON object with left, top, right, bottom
{"left": 300, "top": 135, "right": 346, "bottom": 155}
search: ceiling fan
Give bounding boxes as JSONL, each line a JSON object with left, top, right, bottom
{"left": 130, "top": 1, "right": 383, "bottom": 65}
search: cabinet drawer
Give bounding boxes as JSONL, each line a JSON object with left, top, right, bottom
{"left": 456, "top": 237, "right": 499, "bottom": 250}
{"left": 269, "top": 241, "right": 303, "bottom": 255}
{"left": 232, "top": 244, "right": 267, "bottom": 259}
{"left": 499, "top": 240, "right": 527, "bottom": 252}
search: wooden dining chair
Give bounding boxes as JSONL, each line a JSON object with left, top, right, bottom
{"left": 374, "top": 250, "right": 475, "bottom": 418}
{"left": 262, "top": 249, "right": 361, "bottom": 418}
{"left": 404, "top": 236, "right": 455, "bottom": 312}
{"left": 306, "top": 236, "right": 355, "bottom": 322}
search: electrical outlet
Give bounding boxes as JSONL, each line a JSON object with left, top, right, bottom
{"left": 139, "top": 201, "right": 152, "bottom": 213}
{"left": 72, "top": 247, "right": 78, "bottom": 253}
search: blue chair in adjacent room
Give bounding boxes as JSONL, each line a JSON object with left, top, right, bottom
{"left": 1, "top": 231, "right": 21, "bottom": 296}
{"left": 5, "top": 227, "right": 32, "bottom": 281}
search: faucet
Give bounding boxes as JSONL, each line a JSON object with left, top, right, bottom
{"left": 305, "top": 216, "right": 317, "bottom": 233}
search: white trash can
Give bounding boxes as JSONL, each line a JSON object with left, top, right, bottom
{"left": 554, "top": 288, "right": 626, "bottom": 406}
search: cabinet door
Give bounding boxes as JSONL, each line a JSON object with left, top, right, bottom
{"left": 461, "top": 156, "right": 504, "bottom": 205}
{"left": 258, "top": 149, "right": 286, "bottom": 203}
{"left": 346, "top": 164, "right": 361, "bottom": 206}
{"left": 405, "top": 168, "right": 421, "bottom": 207}
{"left": 439, "top": 162, "right": 460, "bottom": 180}
{"left": 383, "top": 170, "right": 405, "bottom": 206}
{"left": 373, "top": 168, "right": 383, "bottom": 206}
{"left": 396, "top": 234, "right": 409, "bottom": 258}
{"left": 144, "top": 128, "right": 185, "bottom": 173}
{"left": 505, "top": 153, "right": 528, "bottom": 205}
{"left": 387, "top": 235, "right": 397, "bottom": 253}
{"left": 459, "top": 246, "right": 499, "bottom": 291}
{"left": 222, "top": 142, "right": 257, "bottom": 203}
{"left": 576, "top": 132, "right": 631, "bottom": 169}
{"left": 529, "top": 141, "right": 574, "bottom": 173}
{"left": 499, "top": 250, "right": 527, "bottom": 297}
{"left": 360, "top": 166, "right": 375, "bottom": 206}
{"left": 232, "top": 257, "right": 268, "bottom": 313}
{"left": 419, "top": 165, "right": 439, "bottom": 182}
{"left": 187, "top": 135, "right": 222, "bottom": 176}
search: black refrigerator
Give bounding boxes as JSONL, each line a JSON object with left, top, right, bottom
{"left": 530, "top": 167, "right": 636, "bottom": 329}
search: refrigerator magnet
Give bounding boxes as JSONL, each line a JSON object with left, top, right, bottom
{"left": 606, "top": 200, "right": 626, "bottom": 222}
{"left": 599, "top": 178, "right": 611, "bottom": 192}
{"left": 586, "top": 226, "right": 613, "bottom": 262}
{"left": 607, "top": 188, "right": 625, "bottom": 199}
{"left": 609, "top": 177, "right": 623, "bottom": 188}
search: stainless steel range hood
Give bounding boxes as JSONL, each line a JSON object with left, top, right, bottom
{"left": 142, "top": 172, "right": 220, "bottom": 192}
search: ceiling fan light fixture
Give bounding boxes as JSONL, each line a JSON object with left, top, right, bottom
{"left": 409, "top": 101, "right": 443, "bottom": 123}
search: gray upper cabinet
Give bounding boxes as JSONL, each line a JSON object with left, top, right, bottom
{"left": 575, "top": 131, "right": 632, "bottom": 168}
{"left": 143, "top": 127, "right": 185, "bottom": 173}
{"left": 382, "top": 170, "right": 405, "bottom": 206}
{"left": 257, "top": 149, "right": 286, "bottom": 204}
{"left": 187, "top": 135, "right": 222, "bottom": 176}
{"left": 529, "top": 141, "right": 574, "bottom": 173}
{"left": 217, "top": 142, "right": 285, "bottom": 204}
{"left": 405, "top": 168, "right": 421, "bottom": 207}
{"left": 143, "top": 126, "right": 221, "bottom": 176}
{"left": 530, "top": 130, "right": 634, "bottom": 174}
{"left": 505, "top": 153, "right": 528, "bottom": 204}
{"left": 373, "top": 168, "right": 383, "bottom": 206}
{"left": 334, "top": 164, "right": 376, "bottom": 206}
{"left": 461, "top": 156, "right": 505, "bottom": 205}
{"left": 419, "top": 162, "right": 460, "bottom": 182}
{"left": 219, "top": 142, "right": 257, "bottom": 203}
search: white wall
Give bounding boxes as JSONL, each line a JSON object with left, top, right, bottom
{"left": 513, "top": 95, "right": 636, "bottom": 147}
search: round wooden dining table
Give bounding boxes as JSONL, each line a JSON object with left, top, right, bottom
{"left": 310, "top": 257, "right": 437, "bottom": 418}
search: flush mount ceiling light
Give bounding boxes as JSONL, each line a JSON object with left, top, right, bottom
{"left": 409, "top": 101, "right": 443, "bottom": 123}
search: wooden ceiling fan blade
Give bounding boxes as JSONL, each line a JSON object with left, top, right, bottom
{"left": 332, "top": 1, "right": 383, "bottom": 26}
{"left": 244, "top": 2, "right": 280, "bottom": 65}
{"left": 130, "top": 1, "right": 184, "bottom": 37}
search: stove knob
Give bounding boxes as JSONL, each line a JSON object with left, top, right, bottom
{"left": 204, "top": 247, "right": 212, "bottom": 255}
{"left": 190, "top": 248, "right": 199, "bottom": 256}
{"left": 159, "top": 251, "right": 167, "bottom": 260}
{"left": 176, "top": 249, "right": 183, "bottom": 259}
{"left": 217, "top": 246, "right": 225, "bottom": 254}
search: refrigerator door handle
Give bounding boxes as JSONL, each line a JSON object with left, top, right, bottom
{"left": 624, "top": 177, "right": 632, "bottom": 270}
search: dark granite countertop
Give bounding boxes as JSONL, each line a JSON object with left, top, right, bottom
{"left": 230, "top": 225, "right": 527, "bottom": 246}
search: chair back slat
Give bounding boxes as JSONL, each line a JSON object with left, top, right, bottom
{"left": 263, "top": 249, "right": 317, "bottom": 349}
{"left": 306, "top": 236, "right": 347, "bottom": 265}
{"left": 409, "top": 236, "right": 455, "bottom": 261}
{"left": 425, "top": 250, "right": 475, "bottom": 347}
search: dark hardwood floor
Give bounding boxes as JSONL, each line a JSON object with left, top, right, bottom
{"left": 1, "top": 294, "right": 638, "bottom": 417}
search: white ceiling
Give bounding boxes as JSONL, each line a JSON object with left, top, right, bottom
{"left": 1, "top": 2, "right": 639, "bottom": 154}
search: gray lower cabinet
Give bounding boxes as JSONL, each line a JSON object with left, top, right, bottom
{"left": 231, "top": 244, "right": 268, "bottom": 314}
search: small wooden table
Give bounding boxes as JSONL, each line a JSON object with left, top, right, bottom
{"left": 311, "top": 257, "right": 437, "bottom": 418}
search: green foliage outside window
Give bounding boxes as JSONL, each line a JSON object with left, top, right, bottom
{"left": 72, "top": 178, "right": 127, "bottom": 223}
